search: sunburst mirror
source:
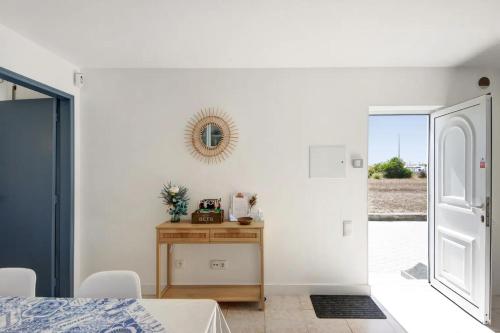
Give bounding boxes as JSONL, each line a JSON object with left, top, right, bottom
{"left": 185, "top": 108, "right": 238, "bottom": 163}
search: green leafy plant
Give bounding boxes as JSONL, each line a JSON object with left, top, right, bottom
{"left": 368, "top": 163, "right": 383, "bottom": 178}
{"left": 368, "top": 157, "right": 413, "bottom": 179}
{"left": 160, "top": 182, "right": 189, "bottom": 221}
{"left": 380, "top": 157, "right": 413, "bottom": 178}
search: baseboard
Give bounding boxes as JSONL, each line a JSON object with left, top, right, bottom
{"left": 141, "top": 283, "right": 371, "bottom": 297}
{"left": 264, "top": 284, "right": 371, "bottom": 296}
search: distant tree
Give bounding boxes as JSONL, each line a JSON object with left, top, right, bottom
{"left": 368, "top": 164, "right": 377, "bottom": 178}
{"left": 379, "top": 157, "right": 413, "bottom": 178}
{"left": 368, "top": 162, "right": 385, "bottom": 178}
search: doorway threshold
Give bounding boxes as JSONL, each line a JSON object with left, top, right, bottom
{"left": 370, "top": 273, "right": 495, "bottom": 333}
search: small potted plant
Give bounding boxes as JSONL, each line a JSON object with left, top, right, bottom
{"left": 160, "top": 182, "right": 189, "bottom": 222}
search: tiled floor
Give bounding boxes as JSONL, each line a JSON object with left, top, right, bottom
{"left": 219, "top": 295, "right": 406, "bottom": 333}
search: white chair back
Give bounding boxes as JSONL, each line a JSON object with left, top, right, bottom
{"left": 77, "top": 271, "right": 142, "bottom": 299}
{"left": 0, "top": 267, "right": 36, "bottom": 297}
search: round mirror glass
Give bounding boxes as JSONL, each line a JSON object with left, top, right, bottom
{"left": 201, "top": 123, "right": 223, "bottom": 148}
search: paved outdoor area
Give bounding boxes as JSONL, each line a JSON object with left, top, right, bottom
{"left": 369, "top": 221, "right": 428, "bottom": 279}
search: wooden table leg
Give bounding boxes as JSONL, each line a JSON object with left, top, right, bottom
{"left": 259, "top": 230, "right": 265, "bottom": 310}
{"left": 167, "top": 244, "right": 172, "bottom": 290}
{"left": 156, "top": 232, "right": 161, "bottom": 298}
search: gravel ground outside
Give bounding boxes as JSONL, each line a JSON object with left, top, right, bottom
{"left": 368, "top": 177, "right": 427, "bottom": 214}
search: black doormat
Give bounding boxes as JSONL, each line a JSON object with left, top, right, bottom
{"left": 310, "top": 295, "right": 387, "bottom": 319}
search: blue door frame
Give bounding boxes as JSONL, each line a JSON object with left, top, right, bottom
{"left": 0, "top": 67, "right": 74, "bottom": 297}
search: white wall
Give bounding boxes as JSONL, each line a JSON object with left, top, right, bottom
{"left": 80, "top": 68, "right": 499, "bottom": 295}
{"left": 0, "top": 80, "right": 8, "bottom": 100}
{"left": 0, "top": 23, "right": 82, "bottom": 288}
{"left": 0, "top": 81, "right": 50, "bottom": 101}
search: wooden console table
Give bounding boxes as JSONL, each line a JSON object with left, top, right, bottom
{"left": 155, "top": 221, "right": 265, "bottom": 309}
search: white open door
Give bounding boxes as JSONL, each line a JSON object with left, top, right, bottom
{"left": 429, "top": 95, "right": 492, "bottom": 323}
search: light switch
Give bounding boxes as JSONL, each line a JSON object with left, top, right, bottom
{"left": 343, "top": 220, "right": 352, "bottom": 236}
{"left": 74, "top": 73, "right": 84, "bottom": 88}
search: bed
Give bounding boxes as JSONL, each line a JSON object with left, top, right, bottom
{"left": 0, "top": 296, "right": 230, "bottom": 333}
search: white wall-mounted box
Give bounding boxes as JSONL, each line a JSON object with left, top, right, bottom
{"left": 309, "top": 145, "right": 346, "bottom": 178}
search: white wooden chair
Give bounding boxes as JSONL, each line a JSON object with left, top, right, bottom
{"left": 77, "top": 271, "right": 142, "bottom": 299}
{"left": 0, "top": 267, "right": 36, "bottom": 297}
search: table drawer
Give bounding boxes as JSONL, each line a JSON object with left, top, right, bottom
{"left": 159, "top": 229, "right": 209, "bottom": 243}
{"left": 210, "top": 228, "right": 261, "bottom": 243}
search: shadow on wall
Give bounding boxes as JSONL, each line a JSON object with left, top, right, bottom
{"left": 458, "top": 42, "right": 500, "bottom": 69}
{"left": 442, "top": 42, "right": 500, "bottom": 106}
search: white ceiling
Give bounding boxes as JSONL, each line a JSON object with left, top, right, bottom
{"left": 1, "top": 0, "right": 500, "bottom": 68}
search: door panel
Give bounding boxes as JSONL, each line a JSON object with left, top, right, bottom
{"left": 0, "top": 98, "right": 56, "bottom": 296}
{"left": 439, "top": 116, "right": 474, "bottom": 208}
{"left": 430, "top": 95, "right": 491, "bottom": 323}
{"left": 437, "top": 227, "right": 474, "bottom": 297}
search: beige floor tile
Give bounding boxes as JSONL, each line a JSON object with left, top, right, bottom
{"left": 302, "top": 309, "right": 318, "bottom": 321}
{"left": 298, "top": 295, "right": 314, "bottom": 310}
{"left": 229, "top": 326, "right": 266, "bottom": 333}
{"left": 347, "top": 319, "right": 399, "bottom": 333}
{"left": 226, "top": 310, "right": 265, "bottom": 323}
{"left": 266, "top": 295, "right": 302, "bottom": 310}
{"left": 307, "top": 319, "right": 352, "bottom": 333}
{"left": 489, "top": 309, "right": 500, "bottom": 332}
{"left": 265, "top": 319, "right": 308, "bottom": 333}
{"left": 492, "top": 296, "right": 500, "bottom": 310}
{"left": 226, "top": 310, "right": 265, "bottom": 333}
{"left": 265, "top": 309, "right": 316, "bottom": 321}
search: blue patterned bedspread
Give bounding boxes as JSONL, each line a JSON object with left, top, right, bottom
{"left": 0, "top": 296, "right": 166, "bottom": 332}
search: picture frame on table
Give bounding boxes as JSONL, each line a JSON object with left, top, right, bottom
{"left": 229, "top": 192, "right": 250, "bottom": 221}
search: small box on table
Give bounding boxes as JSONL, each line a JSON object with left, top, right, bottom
{"left": 191, "top": 210, "right": 224, "bottom": 224}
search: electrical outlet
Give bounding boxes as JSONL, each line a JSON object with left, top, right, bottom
{"left": 174, "top": 259, "right": 184, "bottom": 269}
{"left": 210, "top": 259, "right": 227, "bottom": 270}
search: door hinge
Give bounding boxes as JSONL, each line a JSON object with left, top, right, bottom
{"left": 486, "top": 196, "right": 491, "bottom": 227}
